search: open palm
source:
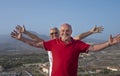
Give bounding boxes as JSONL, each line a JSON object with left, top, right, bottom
{"left": 11, "top": 30, "right": 22, "bottom": 40}
{"left": 108, "top": 34, "right": 120, "bottom": 45}
{"left": 91, "top": 25, "right": 104, "bottom": 33}
{"left": 16, "top": 25, "right": 26, "bottom": 33}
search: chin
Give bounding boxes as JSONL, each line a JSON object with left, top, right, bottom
{"left": 62, "top": 37, "right": 69, "bottom": 40}
{"left": 53, "top": 37, "right": 57, "bottom": 39}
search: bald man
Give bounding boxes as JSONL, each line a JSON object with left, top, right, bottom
{"left": 12, "top": 25, "right": 103, "bottom": 76}
{"left": 11, "top": 23, "right": 120, "bottom": 76}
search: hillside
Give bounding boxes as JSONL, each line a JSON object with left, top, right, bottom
{"left": 0, "top": 34, "right": 49, "bottom": 55}
{"left": 0, "top": 34, "right": 120, "bottom": 55}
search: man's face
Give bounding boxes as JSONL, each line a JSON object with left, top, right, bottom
{"left": 50, "top": 29, "right": 59, "bottom": 39}
{"left": 60, "top": 24, "right": 72, "bottom": 41}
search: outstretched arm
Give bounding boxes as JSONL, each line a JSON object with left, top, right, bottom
{"left": 11, "top": 30, "right": 44, "bottom": 48}
{"left": 74, "top": 25, "right": 104, "bottom": 40}
{"left": 89, "top": 34, "right": 120, "bottom": 51}
{"left": 16, "top": 25, "right": 44, "bottom": 42}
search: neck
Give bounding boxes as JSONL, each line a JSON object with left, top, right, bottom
{"left": 61, "top": 37, "right": 72, "bottom": 44}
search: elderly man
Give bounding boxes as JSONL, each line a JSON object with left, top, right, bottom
{"left": 11, "top": 23, "right": 120, "bottom": 76}
{"left": 13, "top": 24, "right": 103, "bottom": 76}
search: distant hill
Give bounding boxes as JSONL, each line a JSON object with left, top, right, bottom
{"left": 0, "top": 33, "right": 120, "bottom": 55}
{"left": 28, "top": 31, "right": 50, "bottom": 40}
{"left": 82, "top": 38, "right": 105, "bottom": 44}
{"left": 0, "top": 31, "right": 49, "bottom": 55}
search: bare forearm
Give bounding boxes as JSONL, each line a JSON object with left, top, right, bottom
{"left": 74, "top": 31, "right": 93, "bottom": 40}
{"left": 89, "top": 41, "right": 110, "bottom": 51}
{"left": 24, "top": 30, "right": 44, "bottom": 42}
{"left": 19, "top": 36, "right": 44, "bottom": 48}
{"left": 19, "top": 36, "right": 38, "bottom": 47}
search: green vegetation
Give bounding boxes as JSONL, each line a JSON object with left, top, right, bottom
{"left": 77, "top": 68, "right": 120, "bottom": 76}
{"left": 0, "top": 53, "right": 48, "bottom": 69}
{"left": 0, "top": 52, "right": 120, "bottom": 76}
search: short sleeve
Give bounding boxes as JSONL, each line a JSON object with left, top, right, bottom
{"left": 77, "top": 41, "right": 90, "bottom": 53}
{"left": 43, "top": 39, "right": 55, "bottom": 51}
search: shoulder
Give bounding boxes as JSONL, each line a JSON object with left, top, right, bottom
{"left": 74, "top": 39, "right": 90, "bottom": 46}
{"left": 46, "top": 38, "right": 58, "bottom": 42}
{"left": 44, "top": 38, "right": 59, "bottom": 44}
{"left": 73, "top": 39, "right": 84, "bottom": 43}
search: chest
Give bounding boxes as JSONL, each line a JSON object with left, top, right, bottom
{"left": 51, "top": 43, "right": 79, "bottom": 61}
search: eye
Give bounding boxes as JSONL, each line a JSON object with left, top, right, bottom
{"left": 50, "top": 32, "right": 58, "bottom": 35}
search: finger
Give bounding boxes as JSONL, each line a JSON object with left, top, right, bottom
{"left": 114, "top": 34, "right": 120, "bottom": 38}
{"left": 16, "top": 25, "right": 22, "bottom": 30}
{"left": 98, "top": 27, "right": 104, "bottom": 32}
{"left": 13, "top": 30, "right": 18, "bottom": 34}
{"left": 110, "top": 34, "right": 112, "bottom": 39}
{"left": 11, "top": 32, "right": 17, "bottom": 37}
{"left": 16, "top": 25, "right": 21, "bottom": 28}
{"left": 112, "top": 34, "right": 120, "bottom": 42}
{"left": 109, "top": 34, "right": 113, "bottom": 42}
{"left": 11, "top": 35, "right": 16, "bottom": 38}
{"left": 16, "top": 25, "right": 18, "bottom": 29}
{"left": 94, "top": 25, "right": 97, "bottom": 28}
{"left": 98, "top": 26, "right": 104, "bottom": 30}
{"left": 93, "top": 25, "right": 97, "bottom": 30}
{"left": 100, "top": 27, "right": 104, "bottom": 30}
{"left": 23, "top": 25, "right": 25, "bottom": 28}
{"left": 16, "top": 25, "right": 20, "bottom": 28}
{"left": 17, "top": 25, "right": 21, "bottom": 28}
{"left": 116, "top": 34, "right": 120, "bottom": 37}
{"left": 11, "top": 32, "right": 15, "bottom": 35}
{"left": 16, "top": 25, "right": 20, "bottom": 31}
{"left": 91, "top": 25, "right": 97, "bottom": 32}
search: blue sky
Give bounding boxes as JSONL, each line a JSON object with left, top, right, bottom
{"left": 0, "top": 0, "right": 120, "bottom": 40}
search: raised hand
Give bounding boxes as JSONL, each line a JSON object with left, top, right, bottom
{"left": 108, "top": 34, "right": 120, "bottom": 45}
{"left": 11, "top": 30, "right": 22, "bottom": 40}
{"left": 16, "top": 25, "right": 26, "bottom": 33}
{"left": 90, "top": 25, "right": 104, "bottom": 33}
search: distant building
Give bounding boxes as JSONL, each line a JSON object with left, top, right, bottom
{"left": 40, "top": 62, "right": 49, "bottom": 74}
{"left": 23, "top": 63, "right": 41, "bottom": 67}
{"left": 107, "top": 66, "right": 118, "bottom": 71}
{"left": 42, "top": 66, "right": 49, "bottom": 74}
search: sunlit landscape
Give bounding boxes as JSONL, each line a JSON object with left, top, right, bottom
{"left": 0, "top": 35, "right": 120, "bottom": 76}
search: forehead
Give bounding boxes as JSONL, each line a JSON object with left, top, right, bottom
{"left": 60, "top": 24, "right": 72, "bottom": 31}
{"left": 50, "top": 29, "right": 58, "bottom": 33}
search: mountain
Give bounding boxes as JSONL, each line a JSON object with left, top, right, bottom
{"left": 0, "top": 33, "right": 120, "bottom": 55}
{"left": 82, "top": 38, "right": 105, "bottom": 44}
{"left": 28, "top": 31, "right": 50, "bottom": 40}
{"left": 0, "top": 32, "right": 49, "bottom": 55}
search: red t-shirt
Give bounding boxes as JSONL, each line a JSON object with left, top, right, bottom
{"left": 43, "top": 38, "right": 90, "bottom": 76}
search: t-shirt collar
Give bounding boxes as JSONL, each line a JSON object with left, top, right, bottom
{"left": 59, "top": 37, "right": 74, "bottom": 45}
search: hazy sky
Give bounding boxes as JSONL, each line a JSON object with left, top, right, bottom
{"left": 0, "top": 0, "right": 120, "bottom": 40}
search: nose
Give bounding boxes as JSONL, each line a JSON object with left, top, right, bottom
{"left": 63, "top": 30, "right": 68, "bottom": 35}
